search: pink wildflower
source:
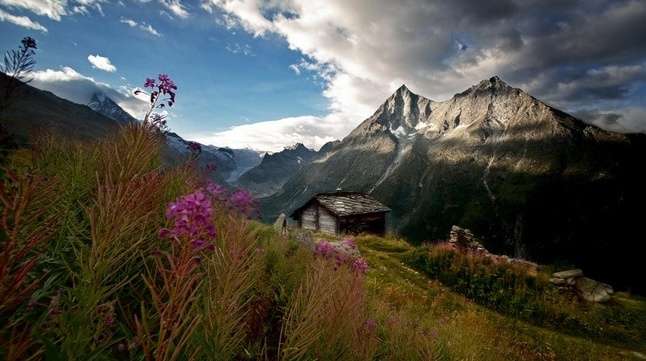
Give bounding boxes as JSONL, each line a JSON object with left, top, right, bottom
{"left": 314, "top": 240, "right": 368, "bottom": 275}
{"left": 351, "top": 257, "right": 369, "bottom": 274}
{"left": 161, "top": 190, "right": 216, "bottom": 251}
{"left": 229, "top": 189, "right": 255, "bottom": 215}
{"left": 205, "top": 181, "right": 226, "bottom": 200}
{"left": 342, "top": 237, "right": 356, "bottom": 249}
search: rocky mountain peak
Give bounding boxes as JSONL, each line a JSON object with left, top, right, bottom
{"left": 367, "top": 84, "right": 433, "bottom": 134}
{"left": 394, "top": 83, "right": 411, "bottom": 95}
{"left": 456, "top": 75, "right": 515, "bottom": 98}
{"left": 285, "top": 143, "right": 311, "bottom": 153}
{"left": 87, "top": 92, "right": 136, "bottom": 124}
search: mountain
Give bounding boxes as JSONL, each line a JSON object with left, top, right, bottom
{"left": 226, "top": 148, "right": 263, "bottom": 183}
{"left": 263, "top": 76, "right": 646, "bottom": 291}
{"left": 237, "top": 143, "right": 319, "bottom": 197}
{"left": 0, "top": 72, "right": 121, "bottom": 142}
{"left": 87, "top": 92, "right": 136, "bottom": 124}
{"left": 0, "top": 73, "right": 263, "bottom": 185}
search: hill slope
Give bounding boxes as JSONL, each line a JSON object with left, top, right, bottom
{"left": 0, "top": 72, "right": 122, "bottom": 142}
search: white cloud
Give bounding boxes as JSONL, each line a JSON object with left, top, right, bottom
{"left": 199, "top": 0, "right": 646, "bottom": 149}
{"left": 202, "top": 0, "right": 273, "bottom": 36}
{"left": 140, "top": 23, "right": 161, "bottom": 36}
{"left": 31, "top": 66, "right": 149, "bottom": 119}
{"left": 189, "top": 114, "right": 349, "bottom": 152}
{"left": 120, "top": 17, "right": 137, "bottom": 27}
{"left": 120, "top": 17, "right": 162, "bottom": 36}
{"left": 225, "top": 42, "right": 253, "bottom": 56}
{"left": 0, "top": 0, "right": 67, "bottom": 20}
{"left": 0, "top": 0, "right": 107, "bottom": 20}
{"left": 0, "top": 8, "right": 47, "bottom": 32}
{"left": 577, "top": 107, "right": 646, "bottom": 134}
{"left": 160, "top": 0, "right": 188, "bottom": 18}
{"left": 88, "top": 54, "right": 117, "bottom": 72}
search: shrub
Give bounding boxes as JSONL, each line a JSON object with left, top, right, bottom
{"left": 402, "top": 244, "right": 645, "bottom": 345}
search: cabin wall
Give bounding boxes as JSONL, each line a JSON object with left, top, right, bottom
{"left": 339, "top": 213, "right": 387, "bottom": 236}
{"left": 301, "top": 204, "right": 318, "bottom": 231}
{"left": 318, "top": 207, "right": 338, "bottom": 234}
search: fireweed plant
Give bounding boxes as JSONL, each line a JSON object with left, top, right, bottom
{"left": 135, "top": 74, "right": 177, "bottom": 128}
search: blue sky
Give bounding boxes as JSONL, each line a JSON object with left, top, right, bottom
{"left": 0, "top": 0, "right": 330, "bottom": 149}
{"left": 1, "top": 0, "right": 645, "bottom": 151}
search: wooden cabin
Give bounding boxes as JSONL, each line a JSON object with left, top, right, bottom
{"left": 290, "top": 192, "right": 390, "bottom": 236}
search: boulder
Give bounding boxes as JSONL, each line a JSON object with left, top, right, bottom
{"left": 552, "top": 269, "right": 583, "bottom": 279}
{"left": 273, "top": 213, "right": 286, "bottom": 229}
{"left": 273, "top": 213, "right": 288, "bottom": 236}
{"left": 449, "top": 225, "right": 488, "bottom": 252}
{"left": 549, "top": 277, "right": 567, "bottom": 286}
{"left": 575, "top": 277, "right": 612, "bottom": 303}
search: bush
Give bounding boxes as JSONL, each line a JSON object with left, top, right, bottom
{"left": 402, "top": 244, "right": 646, "bottom": 345}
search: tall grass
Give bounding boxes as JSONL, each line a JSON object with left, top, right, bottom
{"left": 4, "top": 122, "right": 634, "bottom": 361}
{"left": 136, "top": 239, "right": 203, "bottom": 361}
{"left": 194, "top": 213, "right": 258, "bottom": 360}
{"left": 279, "top": 258, "right": 376, "bottom": 361}
{"left": 0, "top": 170, "right": 59, "bottom": 361}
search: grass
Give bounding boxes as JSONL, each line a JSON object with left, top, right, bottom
{"left": 354, "top": 234, "right": 646, "bottom": 361}
{"left": 1, "top": 124, "right": 645, "bottom": 361}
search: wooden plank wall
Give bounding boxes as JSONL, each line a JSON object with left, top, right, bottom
{"left": 318, "top": 207, "right": 338, "bottom": 234}
{"left": 301, "top": 204, "right": 318, "bottom": 230}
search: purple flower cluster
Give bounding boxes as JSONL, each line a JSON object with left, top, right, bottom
{"left": 314, "top": 239, "right": 369, "bottom": 275}
{"left": 139, "top": 74, "right": 178, "bottom": 129}
{"left": 229, "top": 189, "right": 255, "bottom": 215}
{"left": 205, "top": 181, "right": 226, "bottom": 200}
{"left": 144, "top": 73, "right": 177, "bottom": 108}
{"left": 159, "top": 190, "right": 215, "bottom": 251}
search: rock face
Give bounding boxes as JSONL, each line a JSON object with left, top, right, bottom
{"left": 262, "top": 76, "right": 646, "bottom": 292}
{"left": 87, "top": 92, "right": 136, "bottom": 124}
{"left": 550, "top": 269, "right": 613, "bottom": 302}
{"left": 237, "top": 143, "right": 320, "bottom": 197}
{"left": 273, "top": 213, "right": 287, "bottom": 236}
{"left": 446, "top": 225, "right": 539, "bottom": 275}
{"left": 163, "top": 132, "right": 239, "bottom": 183}
{"left": 226, "top": 148, "right": 263, "bottom": 183}
{"left": 448, "top": 225, "right": 487, "bottom": 253}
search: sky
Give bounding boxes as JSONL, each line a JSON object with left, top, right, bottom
{"left": 1, "top": 0, "right": 645, "bottom": 151}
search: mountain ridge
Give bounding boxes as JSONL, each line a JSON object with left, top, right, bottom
{"left": 262, "top": 76, "right": 646, "bottom": 291}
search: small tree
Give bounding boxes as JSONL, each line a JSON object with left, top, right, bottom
{"left": 0, "top": 37, "right": 37, "bottom": 166}
{"left": 1, "top": 36, "right": 38, "bottom": 110}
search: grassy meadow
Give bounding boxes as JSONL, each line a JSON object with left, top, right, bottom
{"left": 1, "top": 123, "right": 645, "bottom": 361}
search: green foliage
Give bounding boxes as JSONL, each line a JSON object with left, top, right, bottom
{"left": 402, "top": 245, "right": 646, "bottom": 347}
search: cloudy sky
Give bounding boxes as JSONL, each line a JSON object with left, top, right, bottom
{"left": 1, "top": 0, "right": 645, "bottom": 151}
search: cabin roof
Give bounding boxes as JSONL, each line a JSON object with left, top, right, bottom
{"left": 291, "top": 192, "right": 391, "bottom": 217}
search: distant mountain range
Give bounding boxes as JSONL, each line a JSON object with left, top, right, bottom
{"left": 261, "top": 76, "right": 646, "bottom": 291}
{"left": 0, "top": 72, "right": 262, "bottom": 183}
{"left": 4, "top": 71, "right": 645, "bottom": 291}
{"left": 237, "top": 143, "right": 335, "bottom": 197}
